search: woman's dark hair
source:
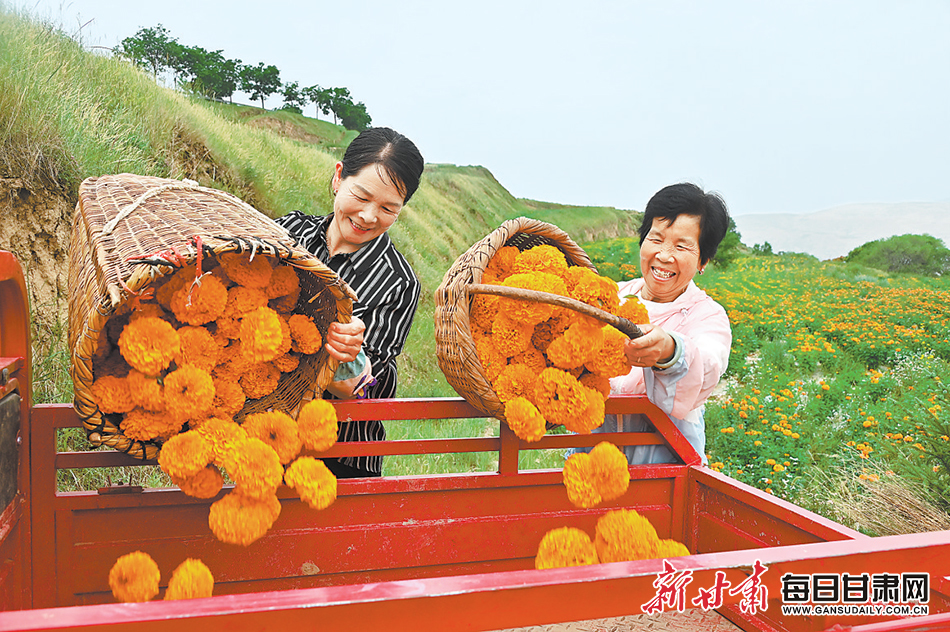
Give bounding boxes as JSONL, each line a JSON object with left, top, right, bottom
{"left": 638, "top": 183, "right": 730, "bottom": 266}
{"left": 338, "top": 127, "right": 425, "bottom": 204}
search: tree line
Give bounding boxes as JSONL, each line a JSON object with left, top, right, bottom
{"left": 117, "top": 25, "right": 371, "bottom": 131}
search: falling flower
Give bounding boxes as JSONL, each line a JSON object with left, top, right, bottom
{"left": 208, "top": 490, "right": 281, "bottom": 546}
{"left": 192, "top": 416, "right": 248, "bottom": 466}
{"left": 562, "top": 452, "right": 602, "bottom": 508}
{"left": 164, "top": 558, "right": 214, "bottom": 600}
{"left": 158, "top": 431, "right": 213, "bottom": 479}
{"left": 109, "top": 551, "right": 160, "bottom": 603}
{"left": 222, "top": 437, "right": 283, "bottom": 500}
{"left": 242, "top": 411, "right": 302, "bottom": 464}
{"left": 535, "top": 527, "right": 598, "bottom": 570}
{"left": 504, "top": 397, "right": 546, "bottom": 442}
{"left": 589, "top": 441, "right": 630, "bottom": 502}
{"left": 655, "top": 539, "right": 691, "bottom": 559}
{"left": 297, "top": 399, "right": 339, "bottom": 452}
{"left": 284, "top": 456, "right": 337, "bottom": 510}
{"left": 170, "top": 464, "right": 224, "bottom": 499}
{"left": 594, "top": 508, "right": 659, "bottom": 563}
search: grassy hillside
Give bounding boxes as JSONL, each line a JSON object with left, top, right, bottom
{"left": 0, "top": 6, "right": 639, "bottom": 406}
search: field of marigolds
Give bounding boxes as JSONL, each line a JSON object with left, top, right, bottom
{"left": 585, "top": 239, "right": 950, "bottom": 530}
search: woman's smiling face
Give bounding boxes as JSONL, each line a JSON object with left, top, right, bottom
{"left": 328, "top": 162, "right": 405, "bottom": 255}
{"left": 639, "top": 214, "right": 703, "bottom": 303}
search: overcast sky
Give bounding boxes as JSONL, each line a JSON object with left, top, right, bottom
{"left": 20, "top": 0, "right": 950, "bottom": 216}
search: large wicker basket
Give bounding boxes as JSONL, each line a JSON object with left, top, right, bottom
{"left": 434, "top": 217, "right": 599, "bottom": 421}
{"left": 68, "top": 173, "right": 357, "bottom": 460}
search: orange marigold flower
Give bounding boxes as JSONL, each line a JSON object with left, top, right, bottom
{"left": 594, "top": 508, "right": 660, "bottom": 563}
{"left": 535, "top": 527, "right": 598, "bottom": 570}
{"left": 239, "top": 363, "right": 281, "bottom": 400}
{"left": 121, "top": 408, "right": 182, "bottom": 442}
{"left": 547, "top": 319, "right": 605, "bottom": 369}
{"left": 109, "top": 551, "right": 160, "bottom": 603}
{"left": 193, "top": 417, "right": 248, "bottom": 466}
{"left": 655, "top": 539, "right": 691, "bottom": 559}
{"left": 158, "top": 431, "right": 213, "bottom": 479}
{"left": 164, "top": 558, "right": 214, "bottom": 600}
{"left": 491, "top": 313, "right": 534, "bottom": 358}
{"left": 118, "top": 316, "right": 180, "bottom": 375}
{"left": 268, "top": 289, "right": 301, "bottom": 314}
{"left": 589, "top": 441, "right": 630, "bottom": 502}
{"left": 211, "top": 376, "right": 246, "bottom": 419}
{"left": 214, "top": 343, "right": 253, "bottom": 381}
{"left": 284, "top": 456, "right": 337, "bottom": 510}
{"left": 164, "top": 366, "right": 216, "bottom": 423}
{"left": 242, "top": 411, "right": 302, "bottom": 465}
{"left": 170, "top": 275, "right": 228, "bottom": 326}
{"left": 219, "top": 252, "right": 275, "bottom": 289}
{"left": 155, "top": 266, "right": 193, "bottom": 310}
{"left": 475, "top": 337, "right": 506, "bottom": 382}
{"left": 127, "top": 370, "right": 165, "bottom": 412}
{"left": 215, "top": 315, "right": 242, "bottom": 340}
{"left": 240, "top": 307, "right": 284, "bottom": 363}
{"left": 579, "top": 373, "right": 611, "bottom": 399}
{"left": 531, "top": 315, "right": 570, "bottom": 353}
{"left": 177, "top": 326, "right": 219, "bottom": 373}
{"left": 297, "top": 399, "right": 338, "bottom": 452}
{"left": 222, "top": 437, "right": 283, "bottom": 500}
{"left": 484, "top": 245, "right": 520, "bottom": 281}
{"left": 266, "top": 265, "right": 301, "bottom": 299}
{"left": 223, "top": 285, "right": 268, "bottom": 319}
{"left": 92, "top": 375, "right": 135, "bottom": 414}
{"left": 585, "top": 326, "right": 629, "bottom": 378}
{"left": 613, "top": 296, "right": 650, "bottom": 324}
{"left": 469, "top": 294, "right": 500, "bottom": 336}
{"left": 273, "top": 352, "right": 300, "bottom": 373}
{"left": 512, "top": 244, "right": 568, "bottom": 276}
{"left": 535, "top": 368, "right": 604, "bottom": 433}
{"left": 277, "top": 315, "right": 293, "bottom": 356}
{"left": 288, "top": 314, "right": 323, "bottom": 355}
{"left": 504, "top": 397, "right": 546, "bottom": 442}
{"left": 493, "top": 363, "right": 538, "bottom": 403}
{"left": 208, "top": 490, "right": 281, "bottom": 546}
{"left": 128, "top": 302, "right": 167, "bottom": 322}
{"left": 562, "top": 452, "right": 602, "bottom": 508}
{"left": 170, "top": 464, "right": 224, "bottom": 499}
{"left": 568, "top": 268, "right": 620, "bottom": 313}
{"left": 500, "top": 272, "right": 568, "bottom": 325}
{"left": 512, "top": 347, "right": 547, "bottom": 375}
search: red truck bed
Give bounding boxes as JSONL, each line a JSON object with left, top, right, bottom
{"left": 1, "top": 249, "right": 948, "bottom": 631}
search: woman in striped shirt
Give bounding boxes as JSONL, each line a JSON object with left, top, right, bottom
{"left": 276, "top": 127, "right": 424, "bottom": 478}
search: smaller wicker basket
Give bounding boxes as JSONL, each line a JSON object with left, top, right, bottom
{"left": 435, "top": 217, "right": 628, "bottom": 422}
{"left": 68, "top": 173, "right": 357, "bottom": 460}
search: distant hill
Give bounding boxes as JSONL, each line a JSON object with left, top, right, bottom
{"left": 734, "top": 202, "right": 950, "bottom": 260}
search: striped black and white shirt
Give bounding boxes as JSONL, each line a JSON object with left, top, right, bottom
{"left": 275, "top": 211, "right": 421, "bottom": 474}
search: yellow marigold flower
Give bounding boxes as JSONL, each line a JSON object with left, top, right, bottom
{"left": 92, "top": 375, "right": 135, "bottom": 414}
{"left": 164, "top": 365, "right": 216, "bottom": 423}
{"left": 288, "top": 313, "right": 323, "bottom": 355}
{"left": 589, "top": 441, "right": 630, "bottom": 502}
{"left": 535, "top": 527, "right": 598, "bottom": 570}
{"left": 118, "top": 316, "right": 181, "bottom": 375}
{"left": 490, "top": 313, "right": 534, "bottom": 358}
{"left": 547, "top": 319, "right": 604, "bottom": 369}
{"left": 594, "top": 508, "right": 660, "bottom": 564}
{"left": 484, "top": 245, "right": 520, "bottom": 281}
{"left": 504, "top": 397, "right": 546, "bottom": 442}
{"left": 109, "top": 551, "right": 160, "bottom": 603}
{"left": 613, "top": 296, "right": 650, "bottom": 324}
{"left": 579, "top": 372, "right": 611, "bottom": 399}
{"left": 493, "top": 363, "right": 538, "bottom": 403}
{"left": 266, "top": 265, "right": 301, "bottom": 299}
{"left": 297, "top": 399, "right": 339, "bottom": 452}
{"left": 239, "top": 363, "right": 281, "bottom": 400}
{"left": 164, "top": 558, "right": 214, "bottom": 600}
{"left": 192, "top": 417, "right": 248, "bottom": 466}
{"left": 531, "top": 314, "right": 571, "bottom": 353}
{"left": 224, "top": 285, "right": 268, "bottom": 319}
{"left": 121, "top": 407, "right": 182, "bottom": 442}
{"left": 766, "top": 458, "right": 776, "bottom": 465}
{"left": 170, "top": 464, "right": 224, "bottom": 499}
{"left": 240, "top": 307, "right": 284, "bottom": 363}
{"left": 656, "top": 539, "right": 691, "bottom": 559}
{"left": 773, "top": 464, "right": 786, "bottom": 473}
{"left": 500, "top": 272, "right": 568, "bottom": 325}
{"left": 177, "top": 326, "right": 219, "bottom": 373}
{"left": 562, "top": 452, "right": 602, "bottom": 508}
{"left": 158, "top": 431, "right": 213, "bottom": 479}
{"left": 127, "top": 370, "right": 165, "bottom": 412}
{"left": 223, "top": 437, "right": 283, "bottom": 500}
{"left": 242, "top": 411, "right": 302, "bottom": 465}
{"left": 284, "top": 456, "right": 337, "bottom": 510}
{"left": 584, "top": 326, "right": 628, "bottom": 378}
{"left": 568, "top": 267, "right": 620, "bottom": 313}
{"left": 512, "top": 244, "right": 568, "bottom": 276}
{"left": 219, "top": 252, "right": 275, "bottom": 289}
{"left": 535, "top": 369, "right": 605, "bottom": 434}
{"left": 512, "top": 347, "right": 547, "bottom": 375}
{"left": 208, "top": 490, "right": 281, "bottom": 546}
{"left": 170, "top": 276, "right": 228, "bottom": 326}
{"left": 211, "top": 376, "right": 246, "bottom": 419}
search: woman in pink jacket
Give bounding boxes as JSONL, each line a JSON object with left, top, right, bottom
{"left": 599, "top": 182, "right": 732, "bottom": 465}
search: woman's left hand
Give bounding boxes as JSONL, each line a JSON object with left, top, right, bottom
{"left": 623, "top": 323, "right": 676, "bottom": 368}
{"left": 325, "top": 316, "right": 365, "bottom": 363}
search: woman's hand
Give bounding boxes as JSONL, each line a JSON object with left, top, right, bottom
{"left": 623, "top": 323, "right": 676, "bottom": 368}
{"left": 325, "top": 316, "right": 365, "bottom": 363}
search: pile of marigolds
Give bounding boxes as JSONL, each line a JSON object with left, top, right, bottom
{"left": 92, "top": 251, "right": 342, "bottom": 601}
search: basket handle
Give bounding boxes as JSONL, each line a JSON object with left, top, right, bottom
{"left": 468, "top": 284, "right": 644, "bottom": 339}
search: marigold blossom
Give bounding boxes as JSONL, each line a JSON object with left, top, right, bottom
{"left": 297, "top": 399, "right": 338, "bottom": 452}
{"left": 535, "top": 527, "right": 598, "bottom": 569}
{"left": 164, "top": 558, "right": 214, "bottom": 600}
{"left": 504, "top": 397, "right": 546, "bottom": 442}
{"left": 589, "top": 441, "right": 630, "bottom": 501}
{"left": 177, "top": 326, "right": 219, "bottom": 372}
{"left": 219, "top": 252, "right": 275, "bottom": 289}
{"left": 109, "top": 551, "right": 160, "bottom": 603}
{"left": 222, "top": 437, "right": 283, "bottom": 500}
{"left": 242, "top": 411, "right": 302, "bottom": 464}
{"left": 208, "top": 490, "right": 281, "bottom": 546}
{"left": 288, "top": 314, "right": 323, "bottom": 355}
{"left": 120, "top": 408, "right": 182, "bottom": 442}
{"left": 118, "top": 316, "right": 180, "bottom": 375}
{"left": 284, "top": 456, "right": 337, "bottom": 510}
{"left": 92, "top": 375, "right": 135, "bottom": 414}
{"left": 594, "top": 508, "right": 660, "bottom": 563}
{"left": 239, "top": 306, "right": 284, "bottom": 363}
{"left": 170, "top": 464, "right": 224, "bottom": 499}
{"left": 239, "top": 363, "right": 281, "bottom": 400}
{"left": 170, "top": 275, "right": 228, "bottom": 326}
{"left": 164, "top": 365, "right": 216, "bottom": 423}
{"left": 562, "top": 452, "right": 602, "bottom": 508}
{"left": 127, "top": 370, "right": 165, "bottom": 412}
{"left": 158, "top": 431, "right": 213, "bottom": 479}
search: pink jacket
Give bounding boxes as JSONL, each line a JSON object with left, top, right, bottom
{"left": 609, "top": 279, "right": 732, "bottom": 426}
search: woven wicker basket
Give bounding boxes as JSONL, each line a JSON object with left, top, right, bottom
{"left": 68, "top": 173, "right": 357, "bottom": 460}
{"left": 434, "top": 217, "right": 602, "bottom": 421}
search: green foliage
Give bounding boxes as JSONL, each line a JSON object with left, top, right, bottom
{"left": 280, "top": 80, "right": 306, "bottom": 112}
{"left": 846, "top": 233, "right": 950, "bottom": 277}
{"left": 752, "top": 241, "right": 774, "bottom": 256}
{"left": 711, "top": 216, "right": 741, "bottom": 269}
{"left": 118, "top": 24, "right": 175, "bottom": 78}
{"left": 170, "top": 44, "right": 241, "bottom": 101}
{"left": 239, "top": 61, "right": 281, "bottom": 109}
